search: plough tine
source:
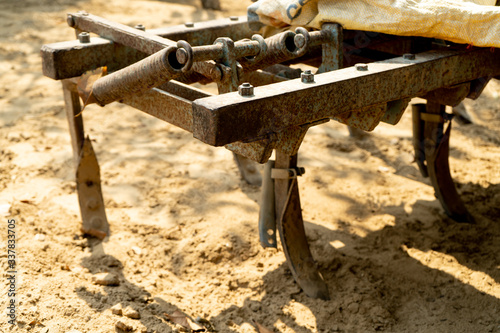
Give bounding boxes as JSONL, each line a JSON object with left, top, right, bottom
{"left": 412, "top": 104, "right": 429, "bottom": 177}
{"left": 258, "top": 160, "right": 277, "bottom": 248}
{"left": 76, "top": 137, "right": 110, "bottom": 238}
{"left": 275, "top": 152, "right": 329, "bottom": 300}
{"left": 62, "top": 80, "right": 109, "bottom": 239}
{"left": 423, "top": 102, "right": 474, "bottom": 223}
{"left": 278, "top": 178, "right": 330, "bottom": 300}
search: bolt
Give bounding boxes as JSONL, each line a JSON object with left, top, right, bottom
{"left": 78, "top": 32, "right": 90, "bottom": 43}
{"left": 238, "top": 82, "right": 254, "bottom": 97}
{"left": 301, "top": 69, "right": 314, "bottom": 83}
{"left": 67, "top": 14, "right": 75, "bottom": 27}
{"left": 90, "top": 216, "right": 103, "bottom": 229}
{"left": 355, "top": 63, "right": 368, "bottom": 71}
{"left": 184, "top": 22, "right": 194, "bottom": 28}
{"left": 86, "top": 198, "right": 99, "bottom": 210}
{"left": 403, "top": 53, "right": 416, "bottom": 60}
{"left": 294, "top": 34, "right": 306, "bottom": 49}
{"left": 229, "top": 16, "right": 239, "bottom": 21}
{"left": 176, "top": 48, "right": 188, "bottom": 65}
{"left": 134, "top": 24, "right": 145, "bottom": 31}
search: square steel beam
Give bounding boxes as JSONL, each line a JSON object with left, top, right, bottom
{"left": 192, "top": 48, "right": 500, "bottom": 146}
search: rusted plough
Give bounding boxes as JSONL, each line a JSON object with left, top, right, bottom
{"left": 41, "top": 12, "right": 500, "bottom": 300}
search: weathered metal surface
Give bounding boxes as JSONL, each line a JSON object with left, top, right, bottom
{"left": 381, "top": 98, "right": 410, "bottom": 125}
{"left": 259, "top": 160, "right": 277, "bottom": 248}
{"left": 175, "top": 39, "right": 262, "bottom": 65}
{"left": 225, "top": 139, "right": 275, "bottom": 164}
{"left": 213, "top": 45, "right": 265, "bottom": 185}
{"left": 62, "top": 80, "right": 85, "bottom": 164}
{"left": 318, "top": 23, "right": 343, "bottom": 73}
{"left": 83, "top": 46, "right": 185, "bottom": 106}
{"left": 121, "top": 88, "right": 193, "bottom": 132}
{"left": 467, "top": 76, "right": 492, "bottom": 100}
{"left": 239, "top": 69, "right": 289, "bottom": 86}
{"left": 41, "top": 37, "right": 128, "bottom": 80}
{"left": 422, "top": 82, "right": 471, "bottom": 107}
{"left": 423, "top": 102, "right": 474, "bottom": 223}
{"left": 332, "top": 103, "right": 386, "bottom": 131}
{"left": 274, "top": 152, "right": 330, "bottom": 300}
{"left": 68, "top": 12, "right": 220, "bottom": 81}
{"left": 192, "top": 48, "right": 500, "bottom": 146}
{"left": 62, "top": 80, "right": 109, "bottom": 239}
{"left": 412, "top": 104, "right": 429, "bottom": 177}
{"left": 141, "top": 17, "right": 252, "bottom": 46}
{"left": 158, "top": 80, "right": 211, "bottom": 101}
{"left": 239, "top": 30, "right": 306, "bottom": 72}
{"left": 42, "top": 17, "right": 253, "bottom": 80}
{"left": 76, "top": 138, "right": 110, "bottom": 239}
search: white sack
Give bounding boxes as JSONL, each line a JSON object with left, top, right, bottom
{"left": 248, "top": 0, "right": 500, "bottom": 47}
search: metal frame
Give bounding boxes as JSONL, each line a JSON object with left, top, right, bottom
{"left": 41, "top": 13, "right": 499, "bottom": 299}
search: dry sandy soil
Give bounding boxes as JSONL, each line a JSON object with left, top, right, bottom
{"left": 1, "top": 0, "right": 499, "bottom": 332}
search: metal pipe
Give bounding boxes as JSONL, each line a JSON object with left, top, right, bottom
{"left": 87, "top": 46, "right": 184, "bottom": 106}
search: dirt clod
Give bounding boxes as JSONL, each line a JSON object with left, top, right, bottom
{"left": 92, "top": 272, "right": 120, "bottom": 286}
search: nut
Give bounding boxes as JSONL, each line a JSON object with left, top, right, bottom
{"left": 78, "top": 32, "right": 90, "bottom": 43}
{"left": 403, "top": 53, "right": 416, "bottom": 60}
{"left": 301, "top": 69, "right": 314, "bottom": 83}
{"left": 238, "top": 83, "right": 254, "bottom": 97}
{"left": 134, "top": 24, "right": 146, "bottom": 31}
{"left": 229, "top": 16, "right": 239, "bottom": 21}
{"left": 184, "top": 22, "right": 194, "bottom": 28}
{"left": 355, "top": 63, "right": 368, "bottom": 71}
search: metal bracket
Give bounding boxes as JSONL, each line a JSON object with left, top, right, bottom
{"left": 412, "top": 102, "right": 473, "bottom": 223}
{"left": 271, "top": 167, "right": 305, "bottom": 179}
{"left": 259, "top": 160, "right": 277, "bottom": 248}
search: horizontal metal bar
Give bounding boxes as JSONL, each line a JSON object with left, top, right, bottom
{"left": 43, "top": 16, "right": 254, "bottom": 80}
{"left": 121, "top": 88, "right": 193, "bottom": 132}
{"left": 148, "top": 16, "right": 253, "bottom": 46}
{"left": 62, "top": 77, "right": 202, "bottom": 133}
{"left": 192, "top": 48, "right": 500, "bottom": 146}
{"left": 158, "top": 80, "right": 212, "bottom": 101}
{"left": 41, "top": 37, "right": 140, "bottom": 80}
{"left": 69, "top": 12, "right": 220, "bottom": 81}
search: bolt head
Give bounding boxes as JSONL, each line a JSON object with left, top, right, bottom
{"left": 176, "top": 48, "right": 188, "bottom": 65}
{"left": 184, "top": 22, "right": 194, "bottom": 28}
{"left": 294, "top": 34, "right": 306, "bottom": 49}
{"left": 90, "top": 216, "right": 103, "bottom": 229}
{"left": 403, "top": 53, "right": 416, "bottom": 60}
{"left": 67, "top": 14, "right": 75, "bottom": 27}
{"left": 77, "top": 10, "right": 89, "bottom": 16}
{"left": 78, "top": 32, "right": 90, "bottom": 43}
{"left": 238, "top": 83, "right": 254, "bottom": 97}
{"left": 355, "top": 63, "right": 368, "bottom": 71}
{"left": 86, "top": 198, "right": 99, "bottom": 210}
{"left": 134, "top": 24, "right": 145, "bottom": 31}
{"left": 301, "top": 69, "right": 314, "bottom": 83}
{"left": 229, "top": 16, "right": 239, "bottom": 21}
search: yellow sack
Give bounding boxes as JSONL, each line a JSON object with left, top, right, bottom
{"left": 248, "top": 0, "right": 500, "bottom": 47}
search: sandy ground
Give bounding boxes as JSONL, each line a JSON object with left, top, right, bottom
{"left": 1, "top": 0, "right": 499, "bottom": 332}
